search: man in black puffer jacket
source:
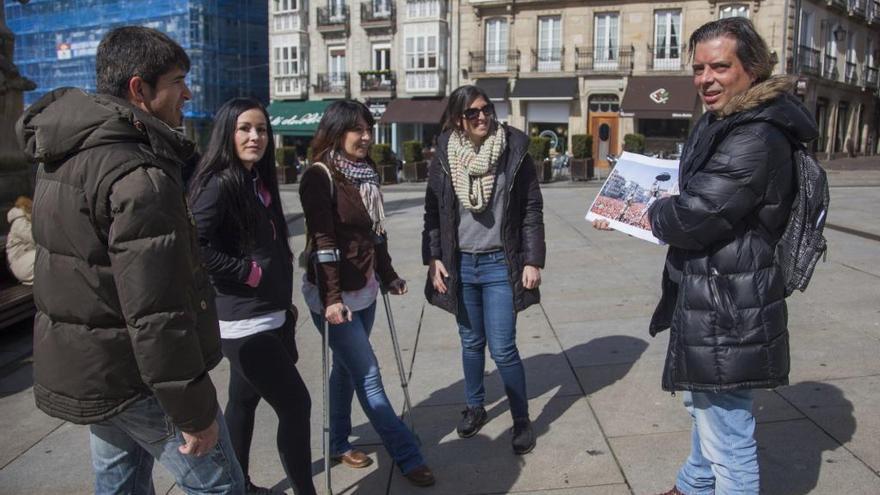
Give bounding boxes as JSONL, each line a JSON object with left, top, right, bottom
{"left": 597, "top": 19, "right": 817, "bottom": 495}
{"left": 16, "top": 27, "right": 244, "bottom": 493}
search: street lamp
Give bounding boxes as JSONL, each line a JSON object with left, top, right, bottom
{"left": 833, "top": 25, "right": 846, "bottom": 42}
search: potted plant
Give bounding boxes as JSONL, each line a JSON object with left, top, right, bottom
{"left": 569, "top": 134, "right": 593, "bottom": 181}
{"left": 623, "top": 133, "right": 646, "bottom": 153}
{"left": 274, "top": 147, "right": 298, "bottom": 184}
{"left": 528, "top": 137, "right": 552, "bottom": 183}
{"left": 402, "top": 140, "right": 427, "bottom": 182}
{"left": 370, "top": 143, "right": 397, "bottom": 184}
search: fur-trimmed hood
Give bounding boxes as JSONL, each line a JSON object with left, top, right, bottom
{"left": 717, "top": 75, "right": 796, "bottom": 117}
{"left": 717, "top": 75, "right": 818, "bottom": 143}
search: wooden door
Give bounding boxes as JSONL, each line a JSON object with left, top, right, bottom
{"left": 590, "top": 115, "right": 619, "bottom": 171}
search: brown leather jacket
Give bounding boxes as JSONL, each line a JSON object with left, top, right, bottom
{"left": 299, "top": 164, "right": 398, "bottom": 307}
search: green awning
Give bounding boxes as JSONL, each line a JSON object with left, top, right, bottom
{"left": 268, "top": 100, "right": 332, "bottom": 136}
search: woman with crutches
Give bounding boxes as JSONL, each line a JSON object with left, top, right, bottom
{"left": 299, "top": 100, "right": 435, "bottom": 488}
{"left": 422, "top": 85, "right": 546, "bottom": 455}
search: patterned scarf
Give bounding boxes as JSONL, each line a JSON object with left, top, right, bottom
{"left": 448, "top": 125, "right": 506, "bottom": 213}
{"left": 332, "top": 151, "right": 386, "bottom": 235}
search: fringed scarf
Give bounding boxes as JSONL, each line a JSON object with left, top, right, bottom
{"left": 448, "top": 125, "right": 506, "bottom": 212}
{"left": 332, "top": 151, "right": 386, "bottom": 235}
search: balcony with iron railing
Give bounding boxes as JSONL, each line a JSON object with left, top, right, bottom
{"left": 869, "top": 0, "right": 880, "bottom": 22}
{"left": 574, "top": 46, "right": 634, "bottom": 74}
{"left": 648, "top": 44, "right": 686, "bottom": 71}
{"left": 531, "top": 47, "right": 565, "bottom": 72}
{"left": 315, "top": 72, "right": 349, "bottom": 95}
{"left": 828, "top": 0, "right": 847, "bottom": 11}
{"left": 468, "top": 50, "right": 520, "bottom": 74}
{"left": 823, "top": 54, "right": 839, "bottom": 80}
{"left": 798, "top": 45, "right": 822, "bottom": 75}
{"left": 361, "top": 2, "right": 395, "bottom": 31}
{"left": 359, "top": 70, "right": 395, "bottom": 93}
{"left": 848, "top": 0, "right": 867, "bottom": 17}
{"left": 316, "top": 5, "right": 349, "bottom": 34}
{"left": 845, "top": 61, "right": 859, "bottom": 84}
{"left": 864, "top": 65, "right": 879, "bottom": 89}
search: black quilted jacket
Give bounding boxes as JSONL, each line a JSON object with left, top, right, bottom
{"left": 648, "top": 77, "right": 818, "bottom": 392}
{"left": 422, "top": 125, "right": 546, "bottom": 315}
{"left": 17, "top": 88, "right": 222, "bottom": 431}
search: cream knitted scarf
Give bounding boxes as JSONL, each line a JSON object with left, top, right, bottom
{"left": 448, "top": 125, "right": 506, "bottom": 212}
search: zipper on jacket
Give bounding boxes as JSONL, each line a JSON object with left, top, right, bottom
{"left": 500, "top": 150, "right": 529, "bottom": 294}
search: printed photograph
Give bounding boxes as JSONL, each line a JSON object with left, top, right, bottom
{"left": 585, "top": 152, "right": 680, "bottom": 244}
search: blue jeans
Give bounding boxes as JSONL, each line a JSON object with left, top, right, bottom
{"left": 311, "top": 302, "right": 424, "bottom": 474}
{"left": 89, "top": 395, "right": 244, "bottom": 495}
{"left": 457, "top": 251, "right": 528, "bottom": 420}
{"left": 676, "top": 390, "right": 759, "bottom": 495}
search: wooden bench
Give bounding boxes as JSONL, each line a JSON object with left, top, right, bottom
{"left": 0, "top": 236, "right": 36, "bottom": 331}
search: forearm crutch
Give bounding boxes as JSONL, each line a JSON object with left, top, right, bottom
{"left": 321, "top": 307, "right": 332, "bottom": 495}
{"left": 313, "top": 249, "right": 340, "bottom": 495}
{"left": 380, "top": 290, "right": 417, "bottom": 438}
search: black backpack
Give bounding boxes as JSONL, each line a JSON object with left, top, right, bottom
{"left": 776, "top": 142, "right": 830, "bottom": 297}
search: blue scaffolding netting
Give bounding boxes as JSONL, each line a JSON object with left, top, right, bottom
{"left": 6, "top": 0, "right": 269, "bottom": 120}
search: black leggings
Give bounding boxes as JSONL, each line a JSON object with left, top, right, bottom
{"left": 221, "top": 320, "right": 316, "bottom": 495}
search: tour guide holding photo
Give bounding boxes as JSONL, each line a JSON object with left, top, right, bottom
{"left": 595, "top": 17, "right": 817, "bottom": 495}
{"left": 16, "top": 26, "right": 245, "bottom": 494}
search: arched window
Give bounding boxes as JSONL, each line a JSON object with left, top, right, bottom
{"left": 719, "top": 4, "right": 749, "bottom": 19}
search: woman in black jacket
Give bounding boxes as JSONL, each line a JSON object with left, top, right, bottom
{"left": 189, "top": 98, "right": 315, "bottom": 495}
{"left": 422, "top": 85, "right": 546, "bottom": 454}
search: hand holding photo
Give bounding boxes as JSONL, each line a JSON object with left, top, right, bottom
{"left": 585, "top": 152, "right": 680, "bottom": 244}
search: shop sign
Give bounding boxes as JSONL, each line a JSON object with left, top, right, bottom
{"left": 649, "top": 88, "right": 670, "bottom": 105}
{"left": 796, "top": 78, "right": 808, "bottom": 95}
{"left": 270, "top": 112, "right": 323, "bottom": 127}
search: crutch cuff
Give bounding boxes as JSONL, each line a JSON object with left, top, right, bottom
{"left": 314, "top": 248, "right": 340, "bottom": 263}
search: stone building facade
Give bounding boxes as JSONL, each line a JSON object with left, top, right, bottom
{"left": 269, "top": 0, "right": 453, "bottom": 153}
{"left": 457, "top": 0, "right": 878, "bottom": 168}
{"left": 267, "top": 0, "right": 879, "bottom": 160}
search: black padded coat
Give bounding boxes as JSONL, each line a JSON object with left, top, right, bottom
{"left": 422, "top": 125, "right": 546, "bottom": 315}
{"left": 648, "top": 77, "right": 818, "bottom": 392}
{"left": 17, "top": 88, "right": 222, "bottom": 431}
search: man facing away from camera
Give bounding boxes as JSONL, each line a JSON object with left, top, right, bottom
{"left": 16, "top": 26, "right": 244, "bottom": 494}
{"left": 596, "top": 17, "right": 817, "bottom": 494}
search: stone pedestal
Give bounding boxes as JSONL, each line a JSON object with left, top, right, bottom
{"left": 1, "top": 0, "right": 36, "bottom": 234}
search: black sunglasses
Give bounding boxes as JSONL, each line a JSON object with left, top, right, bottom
{"left": 463, "top": 104, "right": 495, "bottom": 121}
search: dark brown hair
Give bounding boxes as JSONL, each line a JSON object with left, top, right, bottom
{"left": 441, "top": 85, "right": 495, "bottom": 133}
{"left": 96, "top": 26, "right": 191, "bottom": 98}
{"left": 310, "top": 100, "right": 376, "bottom": 175}
{"left": 688, "top": 17, "right": 774, "bottom": 83}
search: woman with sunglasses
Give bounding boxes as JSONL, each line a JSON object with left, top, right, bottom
{"left": 299, "top": 100, "right": 435, "bottom": 487}
{"left": 422, "top": 85, "right": 546, "bottom": 454}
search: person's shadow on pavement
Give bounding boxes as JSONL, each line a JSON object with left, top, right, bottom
{"left": 759, "top": 381, "right": 856, "bottom": 495}
{"left": 298, "top": 335, "right": 648, "bottom": 494}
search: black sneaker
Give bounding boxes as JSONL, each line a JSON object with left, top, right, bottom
{"left": 246, "top": 480, "right": 282, "bottom": 495}
{"left": 511, "top": 418, "right": 535, "bottom": 455}
{"left": 456, "top": 406, "right": 488, "bottom": 438}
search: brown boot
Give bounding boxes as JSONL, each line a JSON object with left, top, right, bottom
{"left": 332, "top": 449, "right": 373, "bottom": 468}
{"left": 656, "top": 487, "right": 685, "bottom": 495}
{"left": 404, "top": 464, "right": 436, "bottom": 487}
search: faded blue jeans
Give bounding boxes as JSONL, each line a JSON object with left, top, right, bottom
{"left": 89, "top": 395, "right": 244, "bottom": 495}
{"left": 676, "top": 390, "right": 759, "bottom": 495}
{"left": 311, "top": 301, "right": 424, "bottom": 475}
{"left": 457, "top": 251, "right": 528, "bottom": 420}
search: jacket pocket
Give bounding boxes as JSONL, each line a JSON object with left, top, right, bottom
{"left": 708, "top": 267, "right": 739, "bottom": 332}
